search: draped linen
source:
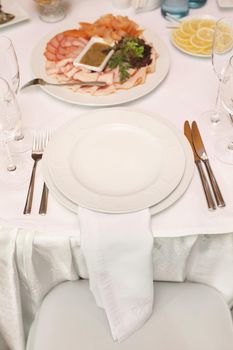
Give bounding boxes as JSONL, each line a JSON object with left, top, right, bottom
{"left": 1, "top": 226, "right": 233, "bottom": 350}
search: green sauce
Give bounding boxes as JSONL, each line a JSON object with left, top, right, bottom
{"left": 80, "top": 43, "right": 110, "bottom": 67}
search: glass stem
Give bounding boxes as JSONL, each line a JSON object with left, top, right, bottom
{"left": 15, "top": 129, "right": 24, "bottom": 141}
{"left": 211, "top": 81, "right": 222, "bottom": 124}
{"left": 4, "top": 141, "right": 16, "bottom": 171}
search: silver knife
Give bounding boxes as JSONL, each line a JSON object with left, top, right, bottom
{"left": 184, "top": 121, "right": 216, "bottom": 211}
{"left": 191, "top": 121, "right": 225, "bottom": 208}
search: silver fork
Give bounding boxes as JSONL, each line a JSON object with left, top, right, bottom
{"left": 165, "top": 14, "right": 180, "bottom": 28}
{"left": 23, "top": 132, "right": 45, "bottom": 215}
{"left": 39, "top": 129, "right": 52, "bottom": 215}
{"left": 21, "top": 78, "right": 107, "bottom": 91}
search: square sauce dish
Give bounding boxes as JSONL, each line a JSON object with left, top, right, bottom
{"left": 73, "top": 37, "right": 114, "bottom": 72}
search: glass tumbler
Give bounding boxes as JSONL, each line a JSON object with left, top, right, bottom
{"left": 161, "top": 0, "right": 189, "bottom": 19}
{"left": 35, "top": 0, "right": 66, "bottom": 23}
{"left": 189, "top": 0, "right": 207, "bottom": 8}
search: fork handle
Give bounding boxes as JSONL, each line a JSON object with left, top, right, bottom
{"left": 23, "top": 160, "right": 38, "bottom": 215}
{"left": 39, "top": 183, "right": 49, "bottom": 215}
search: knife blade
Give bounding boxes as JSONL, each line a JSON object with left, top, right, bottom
{"left": 184, "top": 121, "right": 216, "bottom": 211}
{"left": 192, "top": 121, "right": 225, "bottom": 208}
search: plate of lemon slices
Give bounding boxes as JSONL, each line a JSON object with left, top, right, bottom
{"left": 170, "top": 16, "right": 217, "bottom": 57}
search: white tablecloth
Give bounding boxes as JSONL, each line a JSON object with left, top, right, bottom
{"left": 1, "top": 225, "right": 233, "bottom": 350}
{"left": 1, "top": 0, "right": 233, "bottom": 349}
{"left": 0, "top": 0, "right": 233, "bottom": 237}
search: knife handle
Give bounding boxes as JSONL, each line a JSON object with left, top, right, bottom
{"left": 39, "top": 183, "right": 49, "bottom": 215}
{"left": 196, "top": 161, "right": 216, "bottom": 211}
{"left": 204, "top": 161, "right": 226, "bottom": 208}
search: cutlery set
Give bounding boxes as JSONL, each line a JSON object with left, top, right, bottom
{"left": 22, "top": 119, "right": 225, "bottom": 215}
{"left": 23, "top": 130, "right": 51, "bottom": 215}
{"left": 184, "top": 121, "right": 225, "bottom": 211}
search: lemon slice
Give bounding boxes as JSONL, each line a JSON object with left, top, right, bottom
{"left": 200, "top": 47, "right": 212, "bottom": 55}
{"left": 181, "top": 21, "right": 196, "bottom": 35}
{"left": 217, "top": 23, "right": 232, "bottom": 34}
{"left": 196, "top": 27, "right": 215, "bottom": 42}
{"left": 189, "top": 19, "right": 203, "bottom": 32}
{"left": 172, "top": 35, "right": 203, "bottom": 54}
{"left": 215, "top": 32, "right": 233, "bottom": 53}
{"left": 173, "top": 28, "right": 190, "bottom": 40}
{"left": 190, "top": 35, "right": 212, "bottom": 49}
{"left": 172, "top": 31, "right": 190, "bottom": 45}
{"left": 190, "top": 48, "right": 205, "bottom": 54}
{"left": 198, "top": 19, "right": 216, "bottom": 29}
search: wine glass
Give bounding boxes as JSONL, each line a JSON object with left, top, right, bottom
{"left": 0, "top": 78, "right": 29, "bottom": 186}
{"left": 0, "top": 36, "right": 19, "bottom": 94}
{"left": 215, "top": 55, "right": 233, "bottom": 164}
{"left": 0, "top": 36, "right": 31, "bottom": 151}
{"left": 201, "top": 17, "right": 233, "bottom": 133}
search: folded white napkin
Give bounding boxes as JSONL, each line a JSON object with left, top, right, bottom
{"left": 79, "top": 207, "right": 154, "bottom": 342}
{"left": 132, "top": 0, "right": 161, "bottom": 12}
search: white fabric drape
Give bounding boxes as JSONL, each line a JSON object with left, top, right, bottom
{"left": 79, "top": 207, "right": 154, "bottom": 342}
{"left": 1, "top": 226, "right": 233, "bottom": 350}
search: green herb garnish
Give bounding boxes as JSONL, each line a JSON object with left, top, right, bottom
{"left": 108, "top": 53, "right": 130, "bottom": 82}
{"left": 108, "top": 37, "right": 152, "bottom": 83}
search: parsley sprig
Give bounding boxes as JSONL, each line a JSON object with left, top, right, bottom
{"left": 108, "top": 37, "right": 151, "bottom": 83}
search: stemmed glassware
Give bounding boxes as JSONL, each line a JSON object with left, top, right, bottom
{"left": 0, "top": 36, "right": 31, "bottom": 152}
{"left": 201, "top": 17, "right": 233, "bottom": 133}
{"left": 215, "top": 55, "right": 233, "bottom": 164}
{"left": 0, "top": 78, "right": 29, "bottom": 186}
{"left": 0, "top": 36, "right": 19, "bottom": 94}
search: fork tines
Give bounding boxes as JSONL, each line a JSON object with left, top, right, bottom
{"left": 23, "top": 129, "right": 51, "bottom": 215}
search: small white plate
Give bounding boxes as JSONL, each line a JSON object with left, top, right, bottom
{"left": 217, "top": 0, "right": 233, "bottom": 8}
{"left": 170, "top": 15, "right": 217, "bottom": 58}
{"left": 31, "top": 27, "right": 170, "bottom": 106}
{"left": 43, "top": 108, "right": 186, "bottom": 213}
{"left": 42, "top": 109, "right": 194, "bottom": 215}
{"left": 0, "top": 0, "right": 29, "bottom": 29}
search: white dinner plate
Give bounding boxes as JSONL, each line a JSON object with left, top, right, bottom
{"left": 31, "top": 26, "right": 170, "bottom": 106}
{"left": 42, "top": 109, "right": 187, "bottom": 213}
{"left": 0, "top": 0, "right": 29, "bottom": 29}
{"left": 42, "top": 109, "right": 194, "bottom": 215}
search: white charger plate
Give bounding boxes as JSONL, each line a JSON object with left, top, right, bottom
{"left": 42, "top": 109, "right": 187, "bottom": 213}
{"left": 31, "top": 27, "right": 170, "bottom": 106}
{"left": 0, "top": 0, "right": 29, "bottom": 29}
{"left": 42, "top": 109, "right": 194, "bottom": 215}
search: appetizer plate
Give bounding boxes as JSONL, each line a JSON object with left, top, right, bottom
{"left": 170, "top": 15, "right": 217, "bottom": 58}
{"left": 31, "top": 27, "right": 170, "bottom": 106}
{"left": 0, "top": 0, "right": 29, "bottom": 29}
{"left": 42, "top": 108, "right": 190, "bottom": 214}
